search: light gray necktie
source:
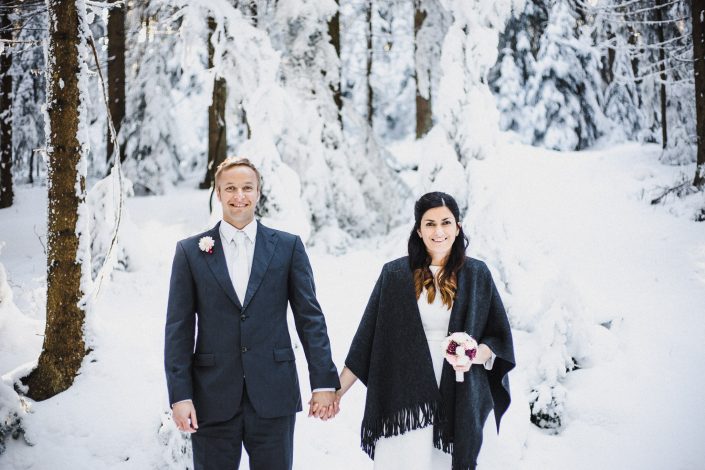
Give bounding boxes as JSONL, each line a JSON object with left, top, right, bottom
{"left": 233, "top": 231, "right": 249, "bottom": 303}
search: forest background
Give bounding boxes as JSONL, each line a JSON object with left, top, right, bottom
{"left": 0, "top": 0, "right": 704, "bottom": 468}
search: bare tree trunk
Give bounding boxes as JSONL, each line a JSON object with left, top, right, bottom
{"left": 693, "top": 0, "right": 705, "bottom": 188}
{"left": 23, "top": 0, "right": 88, "bottom": 401}
{"left": 329, "top": 0, "right": 342, "bottom": 127}
{"left": 414, "top": 1, "right": 431, "bottom": 139}
{"left": 107, "top": 0, "right": 126, "bottom": 163}
{"left": 366, "top": 0, "right": 374, "bottom": 129}
{"left": 200, "top": 16, "right": 227, "bottom": 190}
{"left": 655, "top": 0, "right": 668, "bottom": 149}
{"left": 0, "top": 1, "right": 13, "bottom": 208}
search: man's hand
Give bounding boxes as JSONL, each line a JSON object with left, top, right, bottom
{"left": 172, "top": 401, "right": 199, "bottom": 433}
{"left": 307, "top": 391, "right": 337, "bottom": 421}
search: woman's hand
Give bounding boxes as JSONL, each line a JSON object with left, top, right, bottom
{"left": 471, "top": 344, "right": 494, "bottom": 365}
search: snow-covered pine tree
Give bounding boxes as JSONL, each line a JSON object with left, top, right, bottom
{"left": 120, "top": 1, "right": 186, "bottom": 195}
{"left": 257, "top": 0, "right": 408, "bottom": 239}
{"left": 591, "top": 0, "right": 695, "bottom": 158}
{"left": 603, "top": 35, "right": 643, "bottom": 141}
{"left": 415, "top": 0, "right": 451, "bottom": 138}
{"left": 10, "top": 5, "right": 46, "bottom": 185}
{"left": 371, "top": 0, "right": 415, "bottom": 141}
{"left": 525, "top": 0, "right": 605, "bottom": 151}
{"left": 436, "top": 0, "right": 514, "bottom": 164}
{"left": 494, "top": 48, "right": 525, "bottom": 132}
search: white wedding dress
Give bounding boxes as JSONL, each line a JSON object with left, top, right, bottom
{"left": 373, "top": 265, "right": 452, "bottom": 470}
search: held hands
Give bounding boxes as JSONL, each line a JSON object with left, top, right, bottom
{"left": 307, "top": 391, "right": 339, "bottom": 421}
{"left": 172, "top": 401, "right": 199, "bottom": 433}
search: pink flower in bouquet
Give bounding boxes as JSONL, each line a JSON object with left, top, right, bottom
{"left": 441, "top": 332, "right": 478, "bottom": 382}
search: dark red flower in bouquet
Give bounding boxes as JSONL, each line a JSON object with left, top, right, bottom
{"left": 465, "top": 348, "right": 477, "bottom": 360}
{"left": 446, "top": 341, "right": 458, "bottom": 355}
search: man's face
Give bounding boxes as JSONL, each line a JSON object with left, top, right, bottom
{"left": 216, "top": 166, "right": 260, "bottom": 229}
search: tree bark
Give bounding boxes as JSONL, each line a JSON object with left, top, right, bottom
{"left": 693, "top": 0, "right": 705, "bottom": 188}
{"left": 366, "top": 0, "right": 374, "bottom": 128}
{"left": 23, "top": 0, "right": 88, "bottom": 401}
{"left": 414, "top": 2, "right": 432, "bottom": 139}
{"left": 0, "top": 1, "right": 14, "bottom": 208}
{"left": 655, "top": 0, "right": 668, "bottom": 149}
{"left": 329, "top": 0, "right": 342, "bottom": 127}
{"left": 200, "top": 16, "right": 227, "bottom": 190}
{"left": 107, "top": 0, "right": 126, "bottom": 163}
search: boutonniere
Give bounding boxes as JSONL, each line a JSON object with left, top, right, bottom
{"left": 198, "top": 236, "right": 215, "bottom": 254}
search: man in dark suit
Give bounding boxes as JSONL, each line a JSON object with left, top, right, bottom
{"left": 165, "top": 157, "right": 340, "bottom": 470}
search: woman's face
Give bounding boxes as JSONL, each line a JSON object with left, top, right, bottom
{"left": 416, "top": 206, "right": 460, "bottom": 264}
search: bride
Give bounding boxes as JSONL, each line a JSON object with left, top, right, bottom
{"left": 335, "top": 191, "right": 515, "bottom": 470}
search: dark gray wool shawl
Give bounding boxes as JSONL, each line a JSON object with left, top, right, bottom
{"left": 345, "top": 256, "right": 515, "bottom": 470}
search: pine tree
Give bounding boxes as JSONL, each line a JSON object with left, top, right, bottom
{"left": 525, "top": 0, "right": 605, "bottom": 151}
{"left": 603, "top": 35, "right": 642, "bottom": 141}
{"left": 121, "top": 2, "right": 183, "bottom": 195}
{"left": 23, "top": 0, "right": 91, "bottom": 401}
{"left": 0, "top": 0, "right": 13, "bottom": 208}
{"left": 106, "top": 0, "right": 126, "bottom": 164}
{"left": 693, "top": 0, "right": 705, "bottom": 188}
{"left": 11, "top": 5, "right": 46, "bottom": 185}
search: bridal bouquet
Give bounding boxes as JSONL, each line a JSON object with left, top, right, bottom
{"left": 441, "top": 332, "right": 478, "bottom": 382}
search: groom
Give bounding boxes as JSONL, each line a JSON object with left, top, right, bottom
{"left": 164, "top": 157, "right": 340, "bottom": 470}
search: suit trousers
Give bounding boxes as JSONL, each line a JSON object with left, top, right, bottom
{"left": 191, "top": 384, "right": 296, "bottom": 470}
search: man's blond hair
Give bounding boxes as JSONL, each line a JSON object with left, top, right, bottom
{"left": 214, "top": 157, "right": 262, "bottom": 190}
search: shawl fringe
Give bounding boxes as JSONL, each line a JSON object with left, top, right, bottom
{"left": 360, "top": 400, "right": 442, "bottom": 459}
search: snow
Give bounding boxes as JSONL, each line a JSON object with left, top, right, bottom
{"left": 2, "top": 138, "right": 704, "bottom": 469}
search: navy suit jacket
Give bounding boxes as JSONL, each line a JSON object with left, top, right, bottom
{"left": 164, "top": 221, "right": 340, "bottom": 422}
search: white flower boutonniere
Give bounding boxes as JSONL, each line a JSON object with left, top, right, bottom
{"left": 199, "top": 236, "right": 215, "bottom": 254}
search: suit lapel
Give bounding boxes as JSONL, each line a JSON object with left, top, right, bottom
{"left": 204, "top": 222, "right": 242, "bottom": 309}
{"left": 242, "top": 222, "right": 278, "bottom": 309}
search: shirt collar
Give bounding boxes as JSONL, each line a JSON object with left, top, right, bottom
{"left": 220, "top": 219, "right": 257, "bottom": 244}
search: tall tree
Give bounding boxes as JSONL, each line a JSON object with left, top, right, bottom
{"left": 0, "top": 0, "right": 13, "bottom": 208}
{"left": 414, "top": 0, "right": 431, "bottom": 138}
{"left": 23, "top": 0, "right": 90, "bottom": 400}
{"left": 200, "top": 16, "right": 227, "bottom": 190}
{"left": 693, "top": 0, "right": 705, "bottom": 188}
{"left": 106, "top": 0, "right": 126, "bottom": 163}
{"left": 654, "top": 0, "right": 669, "bottom": 149}
{"left": 366, "top": 0, "right": 374, "bottom": 128}
{"left": 329, "top": 0, "right": 343, "bottom": 127}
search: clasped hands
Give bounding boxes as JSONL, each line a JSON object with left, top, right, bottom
{"left": 307, "top": 390, "right": 340, "bottom": 421}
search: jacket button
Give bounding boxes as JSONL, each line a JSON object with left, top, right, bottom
{"left": 241, "top": 346, "right": 248, "bottom": 353}
{"left": 241, "top": 314, "right": 247, "bottom": 321}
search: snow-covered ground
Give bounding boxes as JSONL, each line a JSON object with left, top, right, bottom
{"left": 1, "top": 140, "right": 704, "bottom": 469}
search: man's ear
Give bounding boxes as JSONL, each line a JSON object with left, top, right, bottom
{"left": 215, "top": 187, "right": 222, "bottom": 202}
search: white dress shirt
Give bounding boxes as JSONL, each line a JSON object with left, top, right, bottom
{"left": 220, "top": 218, "right": 257, "bottom": 302}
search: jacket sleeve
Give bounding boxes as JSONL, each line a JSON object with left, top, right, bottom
{"left": 164, "top": 241, "right": 197, "bottom": 406}
{"left": 344, "top": 268, "right": 384, "bottom": 386}
{"left": 288, "top": 236, "right": 341, "bottom": 390}
{"left": 480, "top": 272, "right": 516, "bottom": 431}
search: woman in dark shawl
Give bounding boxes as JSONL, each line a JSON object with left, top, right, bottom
{"left": 336, "top": 191, "right": 515, "bottom": 470}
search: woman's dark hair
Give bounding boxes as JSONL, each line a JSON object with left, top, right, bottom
{"left": 408, "top": 192, "right": 468, "bottom": 307}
